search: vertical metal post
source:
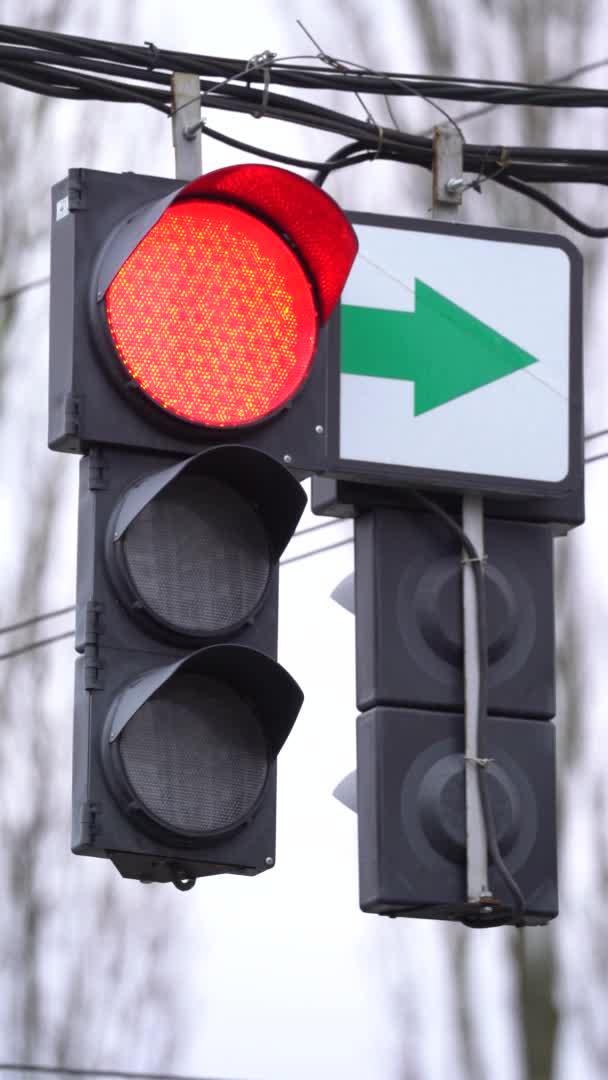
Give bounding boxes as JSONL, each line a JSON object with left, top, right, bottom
{"left": 431, "top": 126, "right": 490, "bottom": 905}
{"left": 171, "top": 73, "right": 203, "bottom": 181}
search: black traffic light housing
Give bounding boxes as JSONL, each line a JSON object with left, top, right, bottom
{"left": 354, "top": 509, "right": 555, "bottom": 719}
{"left": 49, "top": 166, "right": 352, "bottom": 477}
{"left": 49, "top": 163, "right": 358, "bottom": 887}
{"left": 357, "top": 708, "right": 557, "bottom": 924}
{"left": 329, "top": 493, "right": 567, "bottom": 925}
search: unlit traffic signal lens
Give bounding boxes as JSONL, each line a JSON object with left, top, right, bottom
{"left": 115, "top": 472, "right": 271, "bottom": 638}
{"left": 111, "top": 673, "right": 268, "bottom": 839}
{"left": 104, "top": 200, "right": 318, "bottom": 428}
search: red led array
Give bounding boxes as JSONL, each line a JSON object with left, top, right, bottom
{"left": 105, "top": 200, "right": 318, "bottom": 428}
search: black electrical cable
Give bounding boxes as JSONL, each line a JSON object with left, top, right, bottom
{"left": 0, "top": 629, "right": 74, "bottom": 662}
{"left": 585, "top": 427, "right": 608, "bottom": 442}
{"left": 408, "top": 490, "right": 526, "bottom": 927}
{"left": 295, "top": 519, "right": 342, "bottom": 537}
{"left": 0, "top": 604, "right": 74, "bottom": 635}
{"left": 0, "top": 275, "right": 49, "bottom": 303}
{"left": 0, "top": 1063, "right": 210, "bottom": 1080}
{"left": 200, "top": 122, "right": 377, "bottom": 174}
{"left": 0, "top": 533, "right": 353, "bottom": 657}
{"left": 495, "top": 173, "right": 608, "bottom": 237}
{"left": 1, "top": 25, "right": 608, "bottom": 238}
{"left": 1, "top": 27, "right": 607, "bottom": 170}
{"left": 1, "top": 23, "right": 608, "bottom": 107}
{"left": 281, "top": 536, "right": 352, "bottom": 566}
{"left": 311, "top": 136, "right": 608, "bottom": 237}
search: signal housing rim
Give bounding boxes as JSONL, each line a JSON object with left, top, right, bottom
{"left": 101, "top": 644, "right": 304, "bottom": 844}
{"left": 91, "top": 195, "right": 321, "bottom": 434}
{"left": 102, "top": 679, "right": 272, "bottom": 846}
{"left": 104, "top": 446, "right": 306, "bottom": 645}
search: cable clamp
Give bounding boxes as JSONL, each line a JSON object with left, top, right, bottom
{"left": 468, "top": 145, "right": 511, "bottom": 194}
{"left": 253, "top": 64, "right": 273, "bottom": 119}
{"left": 373, "top": 127, "right": 385, "bottom": 159}
{"left": 246, "top": 49, "right": 277, "bottom": 71}
{"left": 465, "top": 755, "right": 494, "bottom": 768}
{"left": 460, "top": 553, "right": 488, "bottom": 566}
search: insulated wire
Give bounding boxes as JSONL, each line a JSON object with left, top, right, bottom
{"left": 0, "top": 23, "right": 606, "bottom": 240}
{"left": 0, "top": 530, "right": 353, "bottom": 656}
{"left": 0, "top": 629, "right": 74, "bottom": 661}
{"left": 1, "top": 24, "right": 608, "bottom": 105}
{"left": 0, "top": 1064, "right": 210, "bottom": 1080}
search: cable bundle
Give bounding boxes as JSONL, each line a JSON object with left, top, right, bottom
{"left": 0, "top": 23, "right": 606, "bottom": 236}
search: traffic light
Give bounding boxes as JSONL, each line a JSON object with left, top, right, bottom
{"left": 315, "top": 209, "right": 583, "bottom": 927}
{"left": 328, "top": 494, "right": 561, "bottom": 926}
{"left": 49, "top": 163, "right": 357, "bottom": 887}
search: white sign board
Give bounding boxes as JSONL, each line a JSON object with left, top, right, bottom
{"left": 333, "top": 214, "right": 582, "bottom": 498}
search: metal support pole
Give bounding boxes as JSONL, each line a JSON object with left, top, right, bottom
{"left": 431, "top": 126, "right": 490, "bottom": 905}
{"left": 461, "top": 492, "right": 489, "bottom": 903}
{"left": 171, "top": 72, "right": 202, "bottom": 181}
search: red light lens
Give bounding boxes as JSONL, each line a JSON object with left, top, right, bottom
{"left": 104, "top": 200, "right": 318, "bottom": 428}
{"left": 183, "top": 165, "right": 358, "bottom": 322}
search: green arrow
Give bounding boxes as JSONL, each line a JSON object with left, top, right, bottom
{"left": 341, "top": 278, "right": 539, "bottom": 415}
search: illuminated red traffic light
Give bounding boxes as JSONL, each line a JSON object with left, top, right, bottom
{"left": 98, "top": 163, "right": 357, "bottom": 430}
{"left": 105, "top": 200, "right": 318, "bottom": 428}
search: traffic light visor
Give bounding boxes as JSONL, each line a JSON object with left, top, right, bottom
{"left": 107, "top": 445, "right": 307, "bottom": 641}
{"left": 180, "top": 164, "right": 358, "bottom": 322}
{"left": 104, "top": 199, "right": 318, "bottom": 428}
{"left": 116, "top": 671, "right": 269, "bottom": 838}
{"left": 104, "top": 644, "right": 304, "bottom": 841}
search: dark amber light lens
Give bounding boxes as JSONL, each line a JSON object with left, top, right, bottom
{"left": 104, "top": 200, "right": 318, "bottom": 428}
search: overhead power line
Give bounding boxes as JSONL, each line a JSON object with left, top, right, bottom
{"left": 0, "top": 531, "right": 354, "bottom": 660}
{"left": 0, "top": 25, "right": 606, "bottom": 236}
{"left": 0, "top": 23, "right": 607, "bottom": 107}
{"left": 0, "top": 275, "right": 49, "bottom": 304}
{"left": 0, "top": 629, "right": 74, "bottom": 662}
{"left": 0, "top": 604, "right": 75, "bottom": 635}
{"left": 0, "top": 1063, "right": 220, "bottom": 1080}
{"left": 281, "top": 536, "right": 352, "bottom": 565}
{"left": 422, "top": 55, "right": 608, "bottom": 132}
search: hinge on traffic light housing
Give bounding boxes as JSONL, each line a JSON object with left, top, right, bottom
{"left": 83, "top": 600, "right": 104, "bottom": 691}
{"left": 87, "top": 447, "right": 107, "bottom": 491}
{"left": 75, "top": 801, "right": 101, "bottom": 847}
{"left": 66, "top": 168, "right": 87, "bottom": 211}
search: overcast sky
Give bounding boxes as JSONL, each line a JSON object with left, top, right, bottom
{"left": 6, "top": 1, "right": 608, "bottom": 1077}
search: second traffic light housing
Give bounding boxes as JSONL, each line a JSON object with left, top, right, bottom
{"left": 333, "top": 503, "right": 559, "bottom": 926}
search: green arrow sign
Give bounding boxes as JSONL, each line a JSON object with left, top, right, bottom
{"left": 341, "top": 278, "right": 539, "bottom": 415}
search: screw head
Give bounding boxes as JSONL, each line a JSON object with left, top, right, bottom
{"left": 265, "top": 856, "right": 274, "bottom": 867}
{"left": 445, "top": 177, "right": 466, "bottom": 194}
{"left": 315, "top": 424, "right": 324, "bottom": 435}
{"left": 283, "top": 454, "right": 292, "bottom": 464}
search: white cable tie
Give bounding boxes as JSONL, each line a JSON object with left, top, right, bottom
{"left": 461, "top": 552, "right": 488, "bottom": 566}
{"left": 465, "top": 755, "right": 494, "bottom": 768}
